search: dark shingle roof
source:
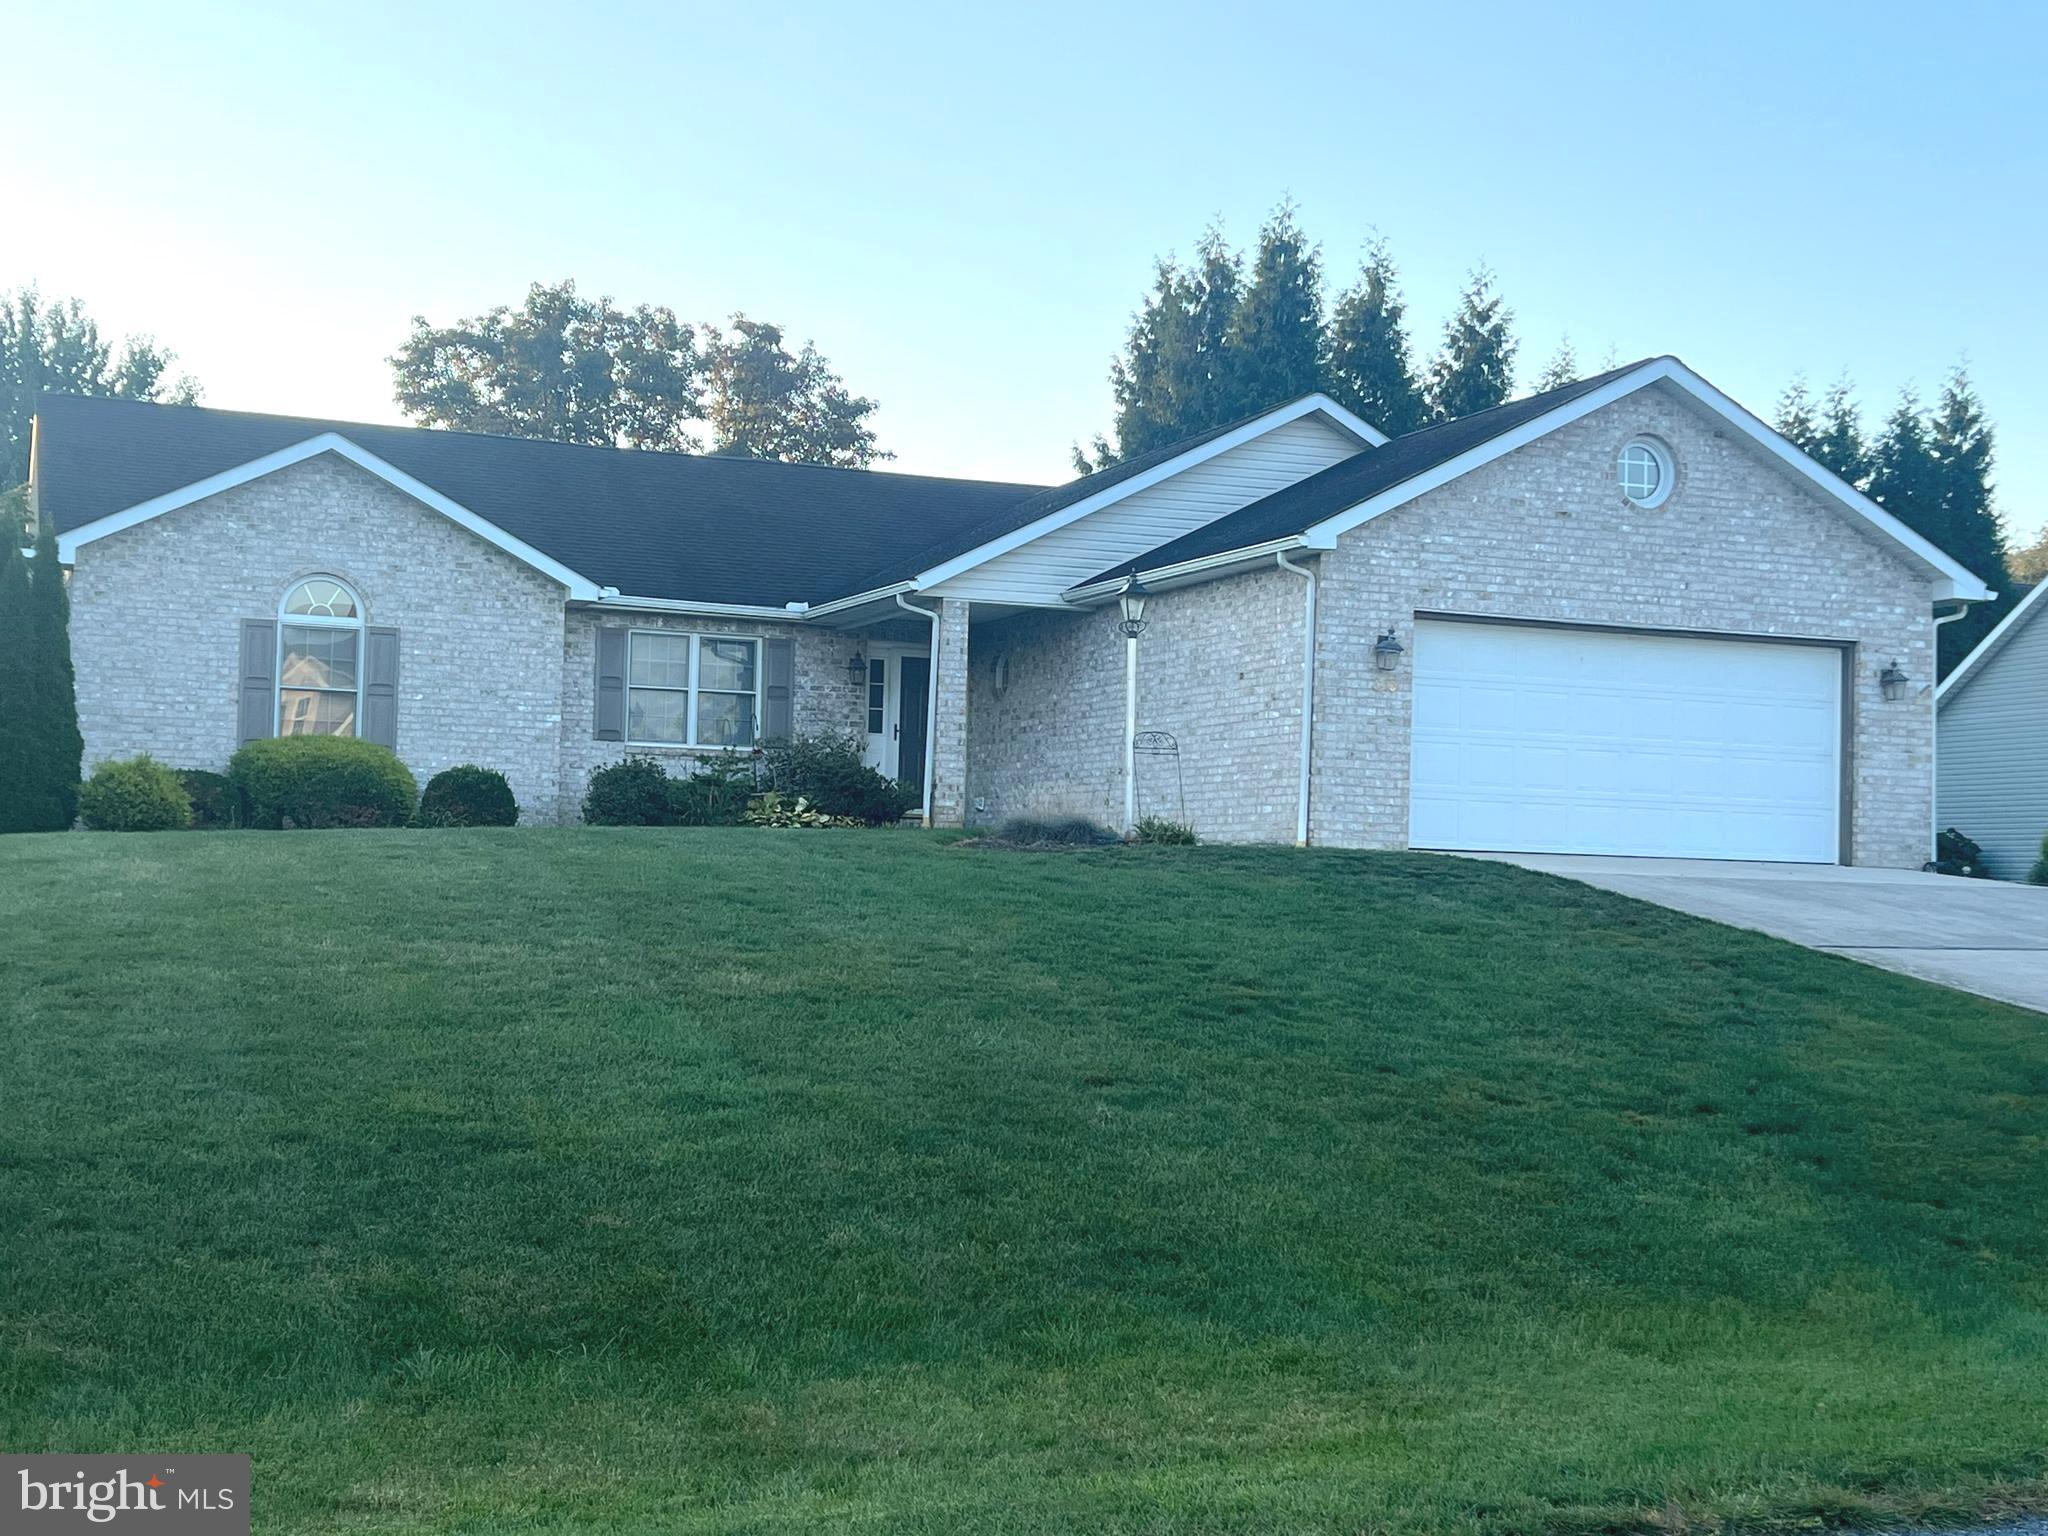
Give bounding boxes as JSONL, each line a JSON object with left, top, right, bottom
{"left": 1081, "top": 361, "right": 1657, "bottom": 588}
{"left": 33, "top": 394, "right": 1048, "bottom": 607}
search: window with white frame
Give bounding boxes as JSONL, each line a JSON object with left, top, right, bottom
{"left": 278, "top": 576, "right": 362, "bottom": 736}
{"left": 627, "top": 631, "right": 761, "bottom": 747}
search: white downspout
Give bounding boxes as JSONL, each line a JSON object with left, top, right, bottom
{"left": 895, "top": 592, "right": 943, "bottom": 827}
{"left": 1929, "top": 599, "right": 1974, "bottom": 860}
{"left": 1124, "top": 626, "right": 1139, "bottom": 835}
{"left": 1275, "top": 551, "right": 1318, "bottom": 847}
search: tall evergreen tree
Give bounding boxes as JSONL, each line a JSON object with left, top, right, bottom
{"left": 1925, "top": 367, "right": 2012, "bottom": 676}
{"left": 1225, "top": 201, "right": 1325, "bottom": 414}
{"left": 1425, "top": 267, "right": 1517, "bottom": 423}
{"left": 0, "top": 530, "right": 35, "bottom": 832}
{"left": 1776, "top": 376, "right": 1821, "bottom": 457}
{"left": 1810, "top": 377, "right": 1870, "bottom": 487}
{"left": 1866, "top": 390, "right": 1944, "bottom": 532}
{"left": 1532, "top": 337, "right": 1579, "bottom": 393}
{"left": 25, "top": 515, "right": 81, "bottom": 829}
{"left": 1083, "top": 230, "right": 1245, "bottom": 470}
{"left": 1326, "top": 238, "right": 1425, "bottom": 436}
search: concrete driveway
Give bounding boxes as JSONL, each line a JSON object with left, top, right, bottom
{"left": 1471, "top": 855, "right": 2048, "bottom": 1014}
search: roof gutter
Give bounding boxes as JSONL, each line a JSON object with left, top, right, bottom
{"left": 1064, "top": 536, "right": 1309, "bottom": 606}
{"left": 583, "top": 593, "right": 806, "bottom": 620}
{"left": 895, "top": 592, "right": 943, "bottom": 827}
{"left": 1274, "top": 551, "right": 1319, "bottom": 846}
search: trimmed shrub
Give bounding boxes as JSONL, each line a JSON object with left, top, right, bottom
{"left": 2030, "top": 830, "right": 2048, "bottom": 887}
{"left": 229, "top": 736, "right": 418, "bottom": 830}
{"left": 759, "top": 732, "right": 916, "bottom": 825}
{"left": 1134, "top": 816, "right": 1198, "bottom": 845}
{"left": 995, "top": 814, "right": 1119, "bottom": 847}
{"left": 1929, "top": 826, "right": 1990, "bottom": 878}
{"left": 177, "top": 769, "right": 235, "bottom": 830}
{"left": 667, "top": 754, "right": 754, "bottom": 827}
{"left": 418, "top": 765, "right": 520, "bottom": 828}
{"left": 78, "top": 755, "right": 191, "bottom": 832}
{"left": 582, "top": 756, "right": 671, "bottom": 826}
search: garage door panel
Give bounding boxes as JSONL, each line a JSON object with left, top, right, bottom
{"left": 1409, "top": 621, "right": 1841, "bottom": 863}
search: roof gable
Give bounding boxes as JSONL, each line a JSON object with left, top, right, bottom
{"left": 1069, "top": 359, "right": 1998, "bottom": 605}
{"left": 1939, "top": 579, "right": 2047, "bottom": 703}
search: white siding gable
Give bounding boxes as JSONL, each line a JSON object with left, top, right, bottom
{"left": 1938, "top": 600, "right": 2048, "bottom": 879}
{"left": 929, "top": 415, "right": 1363, "bottom": 605}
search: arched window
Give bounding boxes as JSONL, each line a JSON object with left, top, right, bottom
{"left": 278, "top": 577, "right": 363, "bottom": 736}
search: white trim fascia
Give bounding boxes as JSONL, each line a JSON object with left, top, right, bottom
{"left": 585, "top": 594, "right": 800, "bottom": 621}
{"left": 800, "top": 580, "right": 918, "bottom": 619}
{"left": 1936, "top": 577, "right": 2048, "bottom": 703}
{"left": 54, "top": 433, "right": 606, "bottom": 599}
{"left": 1062, "top": 536, "right": 1309, "bottom": 605}
{"left": 1297, "top": 358, "right": 1997, "bottom": 605}
{"left": 910, "top": 395, "right": 1385, "bottom": 591}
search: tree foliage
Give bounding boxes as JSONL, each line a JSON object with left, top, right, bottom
{"left": 699, "top": 316, "right": 886, "bottom": 468}
{"left": 1326, "top": 238, "right": 1426, "bottom": 436}
{"left": 392, "top": 282, "right": 886, "bottom": 467}
{"left": 0, "top": 512, "right": 83, "bottom": 832}
{"left": 1532, "top": 337, "right": 1580, "bottom": 394}
{"left": 1082, "top": 211, "right": 1526, "bottom": 467}
{"left": 1424, "top": 267, "right": 1517, "bottom": 424}
{"left": 2011, "top": 527, "right": 2048, "bottom": 584}
{"left": 1, "top": 285, "right": 197, "bottom": 490}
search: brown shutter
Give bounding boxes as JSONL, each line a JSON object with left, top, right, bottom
{"left": 763, "top": 637, "right": 794, "bottom": 741}
{"left": 594, "top": 627, "right": 627, "bottom": 740}
{"left": 362, "top": 626, "right": 400, "bottom": 749}
{"left": 238, "top": 619, "right": 277, "bottom": 746}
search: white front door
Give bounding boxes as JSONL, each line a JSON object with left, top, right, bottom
{"left": 1408, "top": 619, "right": 1843, "bottom": 863}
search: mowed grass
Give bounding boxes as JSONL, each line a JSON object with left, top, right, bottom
{"left": 2, "top": 830, "right": 2045, "bottom": 1535}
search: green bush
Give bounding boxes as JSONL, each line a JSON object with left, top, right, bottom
{"left": 667, "top": 753, "right": 754, "bottom": 826}
{"left": 1134, "top": 816, "right": 1198, "bottom": 845}
{"left": 176, "top": 769, "right": 235, "bottom": 830}
{"left": 582, "top": 756, "right": 671, "bottom": 826}
{"left": 743, "top": 792, "right": 840, "bottom": 827}
{"left": 759, "top": 732, "right": 915, "bottom": 825}
{"left": 229, "top": 736, "right": 418, "bottom": 830}
{"left": 417, "top": 765, "right": 520, "bottom": 828}
{"left": 995, "top": 814, "right": 1119, "bottom": 847}
{"left": 2029, "top": 830, "right": 2048, "bottom": 887}
{"left": 78, "top": 755, "right": 192, "bottom": 831}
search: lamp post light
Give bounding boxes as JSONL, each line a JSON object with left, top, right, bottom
{"left": 1119, "top": 577, "right": 1149, "bottom": 835}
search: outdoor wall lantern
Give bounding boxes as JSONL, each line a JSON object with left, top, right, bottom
{"left": 1373, "top": 630, "right": 1405, "bottom": 671}
{"left": 1879, "top": 660, "right": 1909, "bottom": 701}
{"left": 846, "top": 651, "right": 869, "bottom": 686}
{"left": 1117, "top": 576, "right": 1150, "bottom": 639}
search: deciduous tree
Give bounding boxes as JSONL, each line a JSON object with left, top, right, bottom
{"left": 698, "top": 316, "right": 887, "bottom": 468}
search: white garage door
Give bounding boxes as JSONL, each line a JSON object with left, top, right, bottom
{"left": 1409, "top": 620, "right": 1842, "bottom": 863}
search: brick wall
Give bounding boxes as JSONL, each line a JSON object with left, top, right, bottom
{"left": 966, "top": 566, "right": 1303, "bottom": 840}
{"left": 68, "top": 453, "right": 570, "bottom": 819}
{"left": 1310, "top": 382, "right": 1937, "bottom": 866}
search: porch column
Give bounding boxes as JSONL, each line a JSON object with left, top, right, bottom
{"left": 929, "top": 598, "right": 971, "bottom": 827}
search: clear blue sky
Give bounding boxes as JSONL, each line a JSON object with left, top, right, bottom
{"left": 5, "top": 0, "right": 2043, "bottom": 544}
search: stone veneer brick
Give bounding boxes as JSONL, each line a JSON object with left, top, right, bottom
{"left": 1308, "top": 382, "right": 1936, "bottom": 867}
{"left": 927, "top": 599, "right": 972, "bottom": 826}
{"left": 69, "top": 453, "right": 570, "bottom": 819}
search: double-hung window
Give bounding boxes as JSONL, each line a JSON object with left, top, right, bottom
{"left": 626, "top": 632, "right": 761, "bottom": 747}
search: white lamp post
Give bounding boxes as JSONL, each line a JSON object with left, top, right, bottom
{"left": 1117, "top": 577, "right": 1149, "bottom": 835}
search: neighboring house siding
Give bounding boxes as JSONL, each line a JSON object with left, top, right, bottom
{"left": 559, "top": 611, "right": 864, "bottom": 820}
{"left": 931, "top": 416, "right": 1358, "bottom": 605}
{"left": 1310, "top": 382, "right": 1938, "bottom": 867}
{"left": 68, "top": 452, "right": 569, "bottom": 817}
{"left": 1938, "top": 607, "right": 2048, "bottom": 878}
{"left": 966, "top": 565, "right": 1303, "bottom": 841}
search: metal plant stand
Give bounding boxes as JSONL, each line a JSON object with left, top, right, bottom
{"left": 1131, "top": 730, "right": 1185, "bottom": 824}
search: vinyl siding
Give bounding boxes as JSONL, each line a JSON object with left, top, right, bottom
{"left": 929, "top": 416, "right": 1361, "bottom": 605}
{"left": 1938, "top": 603, "right": 2048, "bottom": 879}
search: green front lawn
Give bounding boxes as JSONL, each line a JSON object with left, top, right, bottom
{"left": 2, "top": 830, "right": 2043, "bottom": 1534}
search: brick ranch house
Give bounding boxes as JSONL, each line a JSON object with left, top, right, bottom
{"left": 31, "top": 357, "right": 1993, "bottom": 864}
